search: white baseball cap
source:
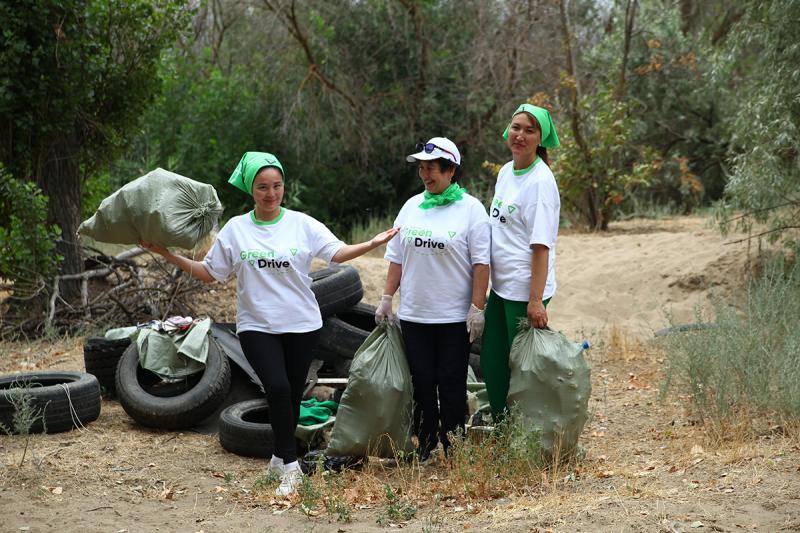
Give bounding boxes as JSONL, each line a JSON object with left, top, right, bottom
{"left": 406, "top": 137, "right": 461, "bottom": 165}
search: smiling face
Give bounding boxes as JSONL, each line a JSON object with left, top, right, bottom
{"left": 418, "top": 159, "right": 455, "bottom": 194}
{"left": 251, "top": 166, "right": 284, "bottom": 216}
{"left": 507, "top": 112, "right": 541, "bottom": 166}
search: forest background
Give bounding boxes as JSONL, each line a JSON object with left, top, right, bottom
{"left": 0, "top": 0, "right": 798, "bottom": 319}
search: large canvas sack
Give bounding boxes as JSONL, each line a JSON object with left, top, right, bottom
{"left": 78, "top": 168, "right": 223, "bottom": 249}
{"left": 326, "top": 322, "right": 414, "bottom": 458}
{"left": 507, "top": 326, "right": 591, "bottom": 458}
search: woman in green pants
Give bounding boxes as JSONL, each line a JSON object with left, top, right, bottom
{"left": 481, "top": 103, "right": 561, "bottom": 420}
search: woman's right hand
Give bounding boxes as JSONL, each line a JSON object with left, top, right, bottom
{"left": 139, "top": 240, "right": 170, "bottom": 257}
{"left": 375, "top": 294, "right": 396, "bottom": 325}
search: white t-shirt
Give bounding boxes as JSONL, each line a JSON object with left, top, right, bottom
{"left": 385, "top": 193, "right": 490, "bottom": 323}
{"left": 202, "top": 209, "right": 344, "bottom": 334}
{"left": 489, "top": 160, "right": 560, "bottom": 301}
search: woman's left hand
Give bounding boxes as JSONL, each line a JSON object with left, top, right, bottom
{"left": 527, "top": 300, "right": 548, "bottom": 329}
{"left": 370, "top": 227, "right": 400, "bottom": 247}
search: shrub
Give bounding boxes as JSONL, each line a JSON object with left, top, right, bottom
{"left": 662, "top": 250, "right": 800, "bottom": 430}
{"left": 0, "top": 166, "right": 63, "bottom": 299}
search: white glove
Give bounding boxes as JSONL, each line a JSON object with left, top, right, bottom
{"left": 466, "top": 303, "right": 485, "bottom": 343}
{"left": 375, "top": 294, "right": 395, "bottom": 324}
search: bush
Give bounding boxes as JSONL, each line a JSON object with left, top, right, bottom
{"left": 662, "top": 250, "right": 800, "bottom": 429}
{"left": 0, "top": 166, "right": 63, "bottom": 298}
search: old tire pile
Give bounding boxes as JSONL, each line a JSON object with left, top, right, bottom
{"left": 0, "top": 371, "right": 101, "bottom": 434}
{"left": 109, "top": 265, "right": 364, "bottom": 430}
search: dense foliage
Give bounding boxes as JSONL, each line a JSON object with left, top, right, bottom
{"left": 0, "top": 166, "right": 62, "bottom": 301}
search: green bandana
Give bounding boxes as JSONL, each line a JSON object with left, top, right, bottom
{"left": 502, "top": 104, "right": 560, "bottom": 149}
{"left": 419, "top": 183, "right": 466, "bottom": 209}
{"left": 228, "top": 152, "right": 285, "bottom": 195}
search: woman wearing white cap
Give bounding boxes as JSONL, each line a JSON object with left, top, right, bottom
{"left": 481, "top": 104, "right": 561, "bottom": 421}
{"left": 376, "top": 138, "right": 490, "bottom": 460}
{"left": 141, "top": 152, "right": 397, "bottom": 496}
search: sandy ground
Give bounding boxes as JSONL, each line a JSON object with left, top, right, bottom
{"left": 1, "top": 215, "right": 798, "bottom": 532}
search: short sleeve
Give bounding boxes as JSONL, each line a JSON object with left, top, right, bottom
{"left": 526, "top": 178, "right": 559, "bottom": 249}
{"left": 202, "top": 226, "right": 235, "bottom": 282}
{"left": 384, "top": 208, "right": 405, "bottom": 264}
{"left": 306, "top": 215, "right": 345, "bottom": 264}
{"left": 467, "top": 201, "right": 491, "bottom": 265}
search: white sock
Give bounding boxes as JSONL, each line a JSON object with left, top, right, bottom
{"left": 270, "top": 455, "right": 284, "bottom": 468}
{"left": 284, "top": 460, "right": 301, "bottom": 472}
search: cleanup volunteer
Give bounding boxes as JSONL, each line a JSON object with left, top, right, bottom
{"left": 481, "top": 104, "right": 562, "bottom": 420}
{"left": 140, "top": 152, "right": 397, "bottom": 496}
{"left": 376, "top": 138, "right": 490, "bottom": 460}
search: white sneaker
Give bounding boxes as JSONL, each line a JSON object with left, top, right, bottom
{"left": 275, "top": 463, "right": 303, "bottom": 497}
{"left": 268, "top": 455, "right": 284, "bottom": 477}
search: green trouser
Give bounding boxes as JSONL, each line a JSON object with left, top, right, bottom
{"left": 480, "top": 290, "right": 550, "bottom": 421}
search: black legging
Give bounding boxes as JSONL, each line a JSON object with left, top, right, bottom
{"left": 238, "top": 329, "right": 320, "bottom": 463}
{"left": 399, "top": 320, "right": 471, "bottom": 457}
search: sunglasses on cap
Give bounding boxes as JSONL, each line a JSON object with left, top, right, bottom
{"left": 415, "top": 142, "right": 457, "bottom": 162}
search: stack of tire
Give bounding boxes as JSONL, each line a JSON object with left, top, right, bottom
{"left": 81, "top": 265, "right": 370, "bottom": 432}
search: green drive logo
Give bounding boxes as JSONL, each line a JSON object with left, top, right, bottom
{"left": 239, "top": 249, "right": 290, "bottom": 268}
{"left": 402, "top": 226, "right": 453, "bottom": 250}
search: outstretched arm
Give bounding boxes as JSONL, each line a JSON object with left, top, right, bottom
{"left": 331, "top": 227, "right": 400, "bottom": 263}
{"left": 139, "top": 241, "right": 216, "bottom": 284}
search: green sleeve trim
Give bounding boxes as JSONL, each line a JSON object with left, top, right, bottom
{"left": 250, "top": 207, "right": 285, "bottom": 226}
{"left": 512, "top": 157, "right": 541, "bottom": 176}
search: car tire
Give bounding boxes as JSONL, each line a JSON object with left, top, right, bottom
{"left": 0, "top": 371, "right": 101, "bottom": 434}
{"left": 115, "top": 336, "right": 231, "bottom": 429}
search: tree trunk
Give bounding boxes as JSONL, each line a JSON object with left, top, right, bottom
{"left": 36, "top": 134, "right": 83, "bottom": 301}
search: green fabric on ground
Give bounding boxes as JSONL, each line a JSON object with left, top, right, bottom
{"left": 299, "top": 399, "right": 338, "bottom": 426}
{"left": 105, "top": 318, "right": 212, "bottom": 380}
{"left": 480, "top": 290, "right": 550, "bottom": 419}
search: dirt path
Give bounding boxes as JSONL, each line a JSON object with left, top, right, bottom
{"left": 2, "top": 216, "right": 798, "bottom": 532}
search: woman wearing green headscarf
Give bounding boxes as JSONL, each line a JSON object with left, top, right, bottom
{"left": 481, "top": 104, "right": 561, "bottom": 420}
{"left": 140, "top": 152, "right": 397, "bottom": 496}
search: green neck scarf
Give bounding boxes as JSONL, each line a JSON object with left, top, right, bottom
{"left": 419, "top": 183, "right": 466, "bottom": 209}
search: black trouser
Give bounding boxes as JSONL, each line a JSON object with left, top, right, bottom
{"left": 238, "top": 329, "right": 320, "bottom": 464}
{"left": 400, "top": 320, "right": 471, "bottom": 456}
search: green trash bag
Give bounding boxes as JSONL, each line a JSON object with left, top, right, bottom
{"left": 78, "top": 168, "right": 223, "bottom": 249}
{"left": 507, "top": 326, "right": 591, "bottom": 459}
{"left": 326, "top": 322, "right": 414, "bottom": 458}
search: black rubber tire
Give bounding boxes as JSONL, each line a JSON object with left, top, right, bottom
{"left": 137, "top": 367, "right": 203, "bottom": 398}
{"left": 316, "top": 317, "right": 370, "bottom": 360}
{"left": 115, "top": 336, "right": 231, "bottom": 429}
{"left": 310, "top": 265, "right": 363, "bottom": 319}
{"left": 0, "top": 371, "right": 101, "bottom": 434}
{"left": 83, "top": 337, "right": 132, "bottom": 396}
{"left": 218, "top": 399, "right": 275, "bottom": 458}
{"left": 335, "top": 302, "right": 377, "bottom": 331}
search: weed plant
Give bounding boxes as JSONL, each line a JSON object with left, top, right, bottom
{"left": 0, "top": 378, "right": 47, "bottom": 466}
{"left": 662, "top": 250, "right": 800, "bottom": 433}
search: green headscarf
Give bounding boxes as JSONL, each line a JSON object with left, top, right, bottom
{"left": 502, "top": 104, "right": 560, "bottom": 149}
{"left": 228, "top": 152, "right": 285, "bottom": 195}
